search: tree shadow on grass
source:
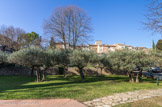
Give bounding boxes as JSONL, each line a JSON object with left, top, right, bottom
{"left": 0, "top": 75, "right": 127, "bottom": 93}
{"left": 47, "top": 75, "right": 129, "bottom": 83}
{"left": 0, "top": 75, "right": 160, "bottom": 100}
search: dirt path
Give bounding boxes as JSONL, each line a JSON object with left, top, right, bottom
{"left": 84, "top": 88, "right": 162, "bottom": 107}
{"left": 0, "top": 99, "right": 86, "bottom": 107}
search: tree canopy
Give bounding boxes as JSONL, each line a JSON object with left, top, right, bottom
{"left": 156, "top": 39, "right": 162, "bottom": 51}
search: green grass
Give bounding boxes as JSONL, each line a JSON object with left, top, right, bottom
{"left": 0, "top": 75, "right": 162, "bottom": 102}
{"left": 115, "top": 96, "right": 162, "bottom": 107}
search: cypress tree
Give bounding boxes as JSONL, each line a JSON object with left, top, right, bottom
{"left": 156, "top": 39, "right": 162, "bottom": 51}
{"left": 152, "top": 40, "right": 156, "bottom": 51}
{"left": 49, "top": 37, "right": 56, "bottom": 49}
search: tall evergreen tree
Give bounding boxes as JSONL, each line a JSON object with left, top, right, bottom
{"left": 49, "top": 37, "right": 56, "bottom": 49}
{"left": 152, "top": 40, "right": 156, "bottom": 51}
{"left": 156, "top": 39, "right": 162, "bottom": 51}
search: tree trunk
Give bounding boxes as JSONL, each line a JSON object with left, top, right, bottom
{"left": 136, "top": 73, "right": 139, "bottom": 83}
{"left": 64, "top": 66, "right": 68, "bottom": 78}
{"left": 100, "top": 67, "right": 103, "bottom": 76}
{"left": 41, "top": 67, "right": 48, "bottom": 81}
{"left": 42, "top": 70, "right": 46, "bottom": 81}
{"left": 136, "top": 68, "right": 143, "bottom": 83}
{"left": 79, "top": 67, "right": 85, "bottom": 82}
{"left": 31, "top": 66, "right": 34, "bottom": 76}
{"left": 36, "top": 70, "right": 39, "bottom": 82}
{"left": 96, "top": 64, "right": 99, "bottom": 76}
{"left": 38, "top": 70, "right": 42, "bottom": 82}
{"left": 2, "top": 46, "right": 6, "bottom": 51}
{"left": 129, "top": 71, "right": 134, "bottom": 82}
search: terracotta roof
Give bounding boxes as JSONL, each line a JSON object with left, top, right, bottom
{"left": 114, "top": 43, "right": 125, "bottom": 46}
{"left": 108, "top": 45, "right": 116, "bottom": 47}
{"left": 88, "top": 44, "right": 97, "bottom": 46}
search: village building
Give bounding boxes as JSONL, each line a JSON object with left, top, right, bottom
{"left": 53, "top": 40, "right": 148, "bottom": 53}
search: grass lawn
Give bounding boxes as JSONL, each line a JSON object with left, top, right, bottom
{"left": 115, "top": 96, "right": 162, "bottom": 107}
{"left": 0, "top": 75, "right": 162, "bottom": 102}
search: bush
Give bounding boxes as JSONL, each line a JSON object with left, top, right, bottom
{"left": 107, "top": 49, "right": 154, "bottom": 82}
{"left": 8, "top": 46, "right": 48, "bottom": 82}
{"left": 70, "top": 50, "right": 95, "bottom": 81}
{"left": 0, "top": 51, "right": 9, "bottom": 66}
{"left": 156, "top": 39, "right": 162, "bottom": 51}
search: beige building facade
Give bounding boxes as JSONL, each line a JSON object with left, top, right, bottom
{"left": 54, "top": 41, "right": 147, "bottom": 53}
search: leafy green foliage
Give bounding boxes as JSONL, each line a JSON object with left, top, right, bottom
{"left": 107, "top": 49, "right": 153, "bottom": 73}
{"left": 107, "top": 49, "right": 154, "bottom": 82}
{"left": 150, "top": 50, "right": 162, "bottom": 67}
{"left": 26, "top": 32, "right": 39, "bottom": 42}
{"left": 8, "top": 46, "right": 49, "bottom": 82}
{"left": 6, "top": 47, "right": 161, "bottom": 82}
{"left": 49, "top": 37, "right": 55, "bottom": 49}
{"left": 91, "top": 53, "right": 111, "bottom": 75}
{"left": 152, "top": 40, "right": 156, "bottom": 51}
{"left": 70, "top": 50, "right": 95, "bottom": 68}
{"left": 156, "top": 39, "right": 162, "bottom": 51}
{"left": 0, "top": 51, "right": 9, "bottom": 65}
{"left": 8, "top": 46, "right": 46, "bottom": 68}
{"left": 17, "top": 32, "right": 40, "bottom": 48}
{"left": 70, "top": 50, "right": 96, "bottom": 81}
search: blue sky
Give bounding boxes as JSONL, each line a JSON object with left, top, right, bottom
{"left": 0, "top": 0, "right": 161, "bottom": 48}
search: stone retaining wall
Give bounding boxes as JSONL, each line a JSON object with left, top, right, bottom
{"left": 0, "top": 65, "right": 111, "bottom": 76}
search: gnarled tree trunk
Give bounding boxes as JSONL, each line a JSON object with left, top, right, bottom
{"left": 136, "top": 68, "right": 143, "bottom": 83}
{"left": 79, "top": 67, "right": 85, "bottom": 82}
{"left": 129, "top": 71, "right": 134, "bottom": 82}
{"left": 136, "top": 73, "right": 139, "bottom": 83}
{"left": 31, "top": 66, "right": 34, "bottom": 76}
{"left": 36, "top": 70, "right": 39, "bottom": 82}
{"left": 100, "top": 67, "right": 103, "bottom": 76}
{"left": 42, "top": 70, "right": 46, "bottom": 81}
{"left": 38, "top": 70, "right": 42, "bottom": 82}
{"left": 41, "top": 67, "right": 48, "bottom": 81}
{"left": 64, "top": 66, "right": 68, "bottom": 78}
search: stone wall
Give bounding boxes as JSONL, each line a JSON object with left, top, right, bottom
{"left": 0, "top": 65, "right": 31, "bottom": 76}
{"left": 0, "top": 65, "right": 111, "bottom": 76}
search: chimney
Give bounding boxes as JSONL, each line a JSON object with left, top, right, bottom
{"left": 95, "top": 40, "right": 102, "bottom": 45}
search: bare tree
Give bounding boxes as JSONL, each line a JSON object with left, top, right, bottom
{"left": 0, "top": 35, "right": 12, "bottom": 51}
{"left": 144, "top": 0, "right": 162, "bottom": 35}
{"left": 43, "top": 5, "right": 92, "bottom": 49}
{"left": 43, "top": 7, "right": 67, "bottom": 49}
{"left": 71, "top": 6, "right": 92, "bottom": 49}
{"left": 0, "top": 25, "right": 26, "bottom": 51}
{"left": 0, "top": 25, "right": 25, "bottom": 42}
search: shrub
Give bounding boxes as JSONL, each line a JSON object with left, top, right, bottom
{"left": 0, "top": 51, "right": 9, "bottom": 66}
{"left": 70, "top": 50, "right": 95, "bottom": 81}
{"left": 8, "top": 46, "right": 48, "bottom": 82}
{"left": 107, "top": 49, "right": 153, "bottom": 82}
{"left": 156, "top": 39, "right": 162, "bottom": 51}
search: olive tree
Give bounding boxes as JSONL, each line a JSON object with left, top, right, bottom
{"left": 8, "top": 46, "right": 48, "bottom": 82}
{"left": 108, "top": 49, "right": 153, "bottom": 82}
{"left": 56, "top": 49, "right": 71, "bottom": 78}
{"left": 40, "top": 49, "right": 56, "bottom": 81}
{"left": 70, "top": 50, "right": 95, "bottom": 81}
{"left": 108, "top": 50, "right": 136, "bottom": 82}
{"left": 91, "top": 53, "right": 111, "bottom": 76}
{"left": 150, "top": 50, "right": 162, "bottom": 67}
{"left": 0, "top": 51, "right": 9, "bottom": 67}
{"left": 133, "top": 51, "right": 154, "bottom": 83}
